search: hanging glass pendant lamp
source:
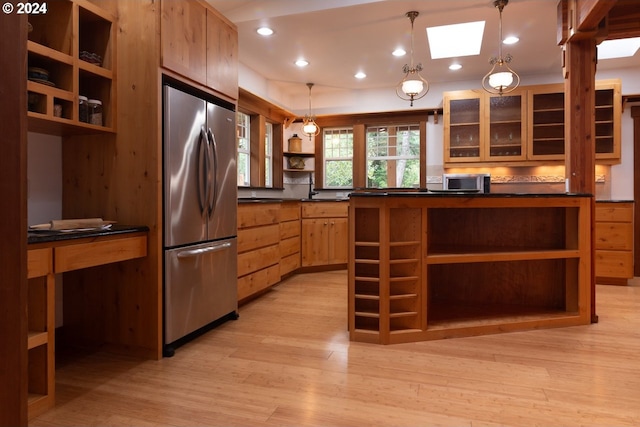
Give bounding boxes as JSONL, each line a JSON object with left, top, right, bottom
{"left": 482, "top": 0, "right": 520, "bottom": 95}
{"left": 303, "top": 83, "right": 320, "bottom": 139}
{"left": 396, "top": 11, "right": 429, "bottom": 106}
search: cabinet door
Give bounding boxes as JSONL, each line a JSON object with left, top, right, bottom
{"left": 444, "top": 91, "right": 483, "bottom": 163}
{"left": 486, "top": 91, "right": 526, "bottom": 161}
{"left": 328, "top": 218, "right": 348, "bottom": 264}
{"left": 527, "top": 85, "right": 565, "bottom": 160}
{"left": 301, "top": 219, "right": 329, "bottom": 266}
{"left": 594, "top": 80, "right": 621, "bottom": 161}
{"left": 161, "top": 0, "right": 207, "bottom": 85}
{"left": 206, "top": 9, "right": 239, "bottom": 100}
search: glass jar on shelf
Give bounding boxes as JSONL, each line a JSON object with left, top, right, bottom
{"left": 88, "top": 99, "right": 103, "bottom": 126}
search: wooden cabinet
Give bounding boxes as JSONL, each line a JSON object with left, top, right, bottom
{"left": 349, "top": 194, "right": 592, "bottom": 345}
{"left": 527, "top": 80, "right": 621, "bottom": 162}
{"left": 301, "top": 202, "right": 348, "bottom": 267}
{"left": 206, "top": 9, "right": 238, "bottom": 100}
{"left": 160, "top": 0, "right": 207, "bottom": 85}
{"left": 444, "top": 80, "right": 621, "bottom": 166}
{"left": 595, "top": 202, "right": 634, "bottom": 285}
{"left": 27, "top": 0, "right": 116, "bottom": 134}
{"left": 161, "top": 0, "right": 238, "bottom": 100}
{"left": 444, "top": 89, "right": 526, "bottom": 163}
{"left": 26, "top": 248, "right": 55, "bottom": 419}
{"left": 279, "top": 202, "right": 301, "bottom": 276}
{"left": 26, "top": 232, "right": 147, "bottom": 419}
{"left": 237, "top": 203, "right": 281, "bottom": 301}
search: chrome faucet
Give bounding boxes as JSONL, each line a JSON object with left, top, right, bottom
{"left": 308, "top": 173, "right": 319, "bottom": 199}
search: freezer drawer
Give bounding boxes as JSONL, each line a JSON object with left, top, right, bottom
{"left": 164, "top": 238, "right": 238, "bottom": 345}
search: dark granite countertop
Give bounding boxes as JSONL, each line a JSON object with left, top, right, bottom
{"left": 350, "top": 191, "right": 592, "bottom": 198}
{"left": 595, "top": 199, "right": 634, "bottom": 203}
{"left": 28, "top": 224, "right": 149, "bottom": 245}
{"left": 238, "top": 197, "right": 348, "bottom": 203}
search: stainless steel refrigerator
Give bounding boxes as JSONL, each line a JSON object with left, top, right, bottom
{"left": 162, "top": 83, "right": 238, "bottom": 357}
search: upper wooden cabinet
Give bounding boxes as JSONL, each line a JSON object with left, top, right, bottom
{"left": 27, "top": 0, "right": 116, "bottom": 135}
{"left": 444, "top": 79, "right": 621, "bottom": 167}
{"left": 161, "top": 0, "right": 238, "bottom": 100}
{"left": 160, "top": 0, "right": 207, "bottom": 85}
{"left": 444, "top": 89, "right": 526, "bottom": 164}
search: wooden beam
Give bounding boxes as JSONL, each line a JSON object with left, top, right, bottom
{"left": 606, "top": 0, "right": 640, "bottom": 40}
{"left": 572, "top": 0, "right": 616, "bottom": 32}
{"left": 0, "top": 11, "right": 28, "bottom": 427}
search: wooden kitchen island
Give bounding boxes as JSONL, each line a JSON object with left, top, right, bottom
{"left": 348, "top": 192, "right": 592, "bottom": 344}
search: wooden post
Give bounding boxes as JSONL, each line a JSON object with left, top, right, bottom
{"left": 632, "top": 106, "right": 640, "bottom": 277}
{"left": 0, "top": 11, "right": 28, "bottom": 427}
{"left": 563, "top": 38, "right": 597, "bottom": 323}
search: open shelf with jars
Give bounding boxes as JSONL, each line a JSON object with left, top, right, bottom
{"left": 27, "top": 0, "right": 116, "bottom": 135}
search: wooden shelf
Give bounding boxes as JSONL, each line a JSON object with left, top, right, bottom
{"left": 27, "top": 0, "right": 116, "bottom": 135}
{"left": 349, "top": 195, "right": 592, "bottom": 345}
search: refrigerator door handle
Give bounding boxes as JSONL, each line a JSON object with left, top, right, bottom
{"left": 176, "top": 241, "right": 232, "bottom": 258}
{"left": 196, "top": 127, "right": 209, "bottom": 214}
{"left": 207, "top": 128, "right": 219, "bottom": 218}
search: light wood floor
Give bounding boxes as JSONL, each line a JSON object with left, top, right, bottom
{"left": 31, "top": 272, "right": 640, "bottom": 427}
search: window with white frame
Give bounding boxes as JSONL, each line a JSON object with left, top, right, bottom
{"left": 264, "top": 122, "right": 273, "bottom": 187}
{"left": 366, "top": 124, "right": 420, "bottom": 188}
{"left": 237, "top": 112, "right": 250, "bottom": 186}
{"left": 323, "top": 128, "right": 353, "bottom": 188}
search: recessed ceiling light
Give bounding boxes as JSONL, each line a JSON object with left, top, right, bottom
{"left": 427, "top": 21, "right": 485, "bottom": 59}
{"left": 598, "top": 37, "right": 640, "bottom": 59}
{"left": 355, "top": 72, "right": 366, "bottom": 79}
{"left": 449, "top": 64, "right": 462, "bottom": 71}
{"left": 295, "top": 59, "right": 309, "bottom": 67}
{"left": 392, "top": 48, "right": 406, "bottom": 57}
{"left": 503, "top": 36, "right": 519, "bottom": 45}
{"left": 256, "top": 27, "right": 273, "bottom": 36}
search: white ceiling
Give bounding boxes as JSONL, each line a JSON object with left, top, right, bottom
{"left": 206, "top": 0, "right": 639, "bottom": 101}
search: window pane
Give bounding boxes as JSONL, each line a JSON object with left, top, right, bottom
{"left": 323, "top": 128, "right": 354, "bottom": 188}
{"left": 265, "top": 122, "right": 273, "bottom": 187}
{"left": 237, "top": 112, "right": 250, "bottom": 186}
{"left": 366, "top": 124, "right": 420, "bottom": 189}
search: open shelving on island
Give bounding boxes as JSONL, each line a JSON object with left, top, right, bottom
{"left": 348, "top": 193, "right": 592, "bottom": 345}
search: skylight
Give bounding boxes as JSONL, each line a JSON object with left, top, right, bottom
{"left": 597, "top": 37, "right": 640, "bottom": 60}
{"left": 426, "top": 21, "right": 485, "bottom": 59}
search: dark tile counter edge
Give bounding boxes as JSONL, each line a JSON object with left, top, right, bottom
{"left": 28, "top": 225, "right": 149, "bottom": 245}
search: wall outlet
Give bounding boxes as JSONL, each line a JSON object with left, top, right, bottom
{"left": 251, "top": 191, "right": 257, "bottom": 198}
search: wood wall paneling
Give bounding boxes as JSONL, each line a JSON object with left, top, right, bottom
{"left": 62, "top": 0, "right": 162, "bottom": 359}
{"left": 0, "top": 11, "right": 28, "bottom": 427}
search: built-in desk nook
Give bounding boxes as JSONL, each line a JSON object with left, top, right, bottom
{"left": 348, "top": 192, "right": 592, "bottom": 345}
{"left": 26, "top": 226, "right": 148, "bottom": 419}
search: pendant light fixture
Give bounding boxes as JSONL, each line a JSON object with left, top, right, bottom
{"left": 396, "top": 11, "right": 429, "bottom": 107}
{"left": 482, "top": 0, "right": 520, "bottom": 95}
{"left": 302, "top": 83, "right": 320, "bottom": 140}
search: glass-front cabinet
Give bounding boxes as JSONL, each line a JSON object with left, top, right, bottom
{"left": 444, "top": 90, "right": 482, "bottom": 163}
{"left": 444, "top": 79, "right": 621, "bottom": 166}
{"left": 444, "top": 89, "right": 525, "bottom": 164}
{"left": 528, "top": 84, "right": 565, "bottom": 160}
{"left": 486, "top": 91, "right": 526, "bottom": 161}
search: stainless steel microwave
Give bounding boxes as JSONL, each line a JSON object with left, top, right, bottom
{"left": 443, "top": 173, "right": 491, "bottom": 193}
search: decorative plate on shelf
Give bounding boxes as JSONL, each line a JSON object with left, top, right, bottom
{"left": 29, "top": 78, "right": 56, "bottom": 87}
